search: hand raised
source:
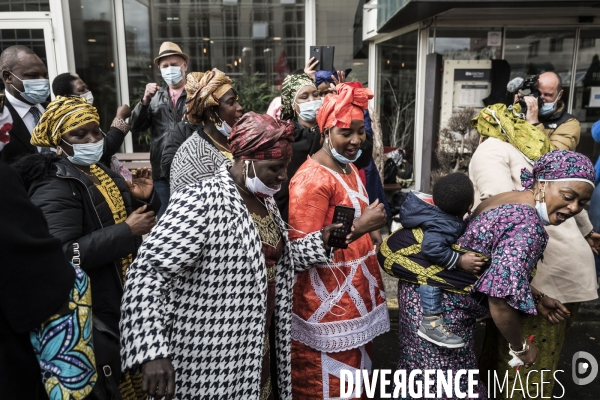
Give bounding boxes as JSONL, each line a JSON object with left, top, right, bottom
{"left": 126, "top": 167, "right": 153, "bottom": 200}
{"left": 142, "top": 83, "right": 160, "bottom": 105}
{"left": 304, "top": 57, "right": 319, "bottom": 81}
{"left": 116, "top": 104, "right": 131, "bottom": 120}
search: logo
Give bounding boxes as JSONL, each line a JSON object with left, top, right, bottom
{"left": 572, "top": 351, "right": 598, "bottom": 386}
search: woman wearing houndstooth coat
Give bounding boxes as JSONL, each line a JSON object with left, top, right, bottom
{"left": 120, "top": 113, "right": 351, "bottom": 399}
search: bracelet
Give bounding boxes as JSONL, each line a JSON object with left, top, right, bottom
{"left": 111, "top": 117, "right": 130, "bottom": 133}
{"left": 509, "top": 338, "right": 529, "bottom": 356}
{"left": 585, "top": 229, "right": 595, "bottom": 239}
{"left": 534, "top": 292, "right": 546, "bottom": 305}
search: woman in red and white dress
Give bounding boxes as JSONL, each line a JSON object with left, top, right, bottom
{"left": 288, "top": 82, "right": 390, "bottom": 399}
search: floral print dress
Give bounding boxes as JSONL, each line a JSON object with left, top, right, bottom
{"left": 395, "top": 203, "right": 547, "bottom": 400}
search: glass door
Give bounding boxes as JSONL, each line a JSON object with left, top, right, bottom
{"left": 0, "top": 18, "right": 57, "bottom": 92}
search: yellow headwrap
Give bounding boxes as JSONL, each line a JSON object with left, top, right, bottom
{"left": 185, "top": 69, "right": 233, "bottom": 125}
{"left": 31, "top": 96, "right": 100, "bottom": 148}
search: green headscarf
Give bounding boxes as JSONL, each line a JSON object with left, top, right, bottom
{"left": 280, "top": 73, "right": 317, "bottom": 121}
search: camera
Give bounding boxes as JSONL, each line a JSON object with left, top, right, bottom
{"left": 506, "top": 75, "right": 544, "bottom": 114}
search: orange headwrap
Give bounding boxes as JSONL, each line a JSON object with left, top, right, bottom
{"left": 316, "top": 82, "right": 373, "bottom": 131}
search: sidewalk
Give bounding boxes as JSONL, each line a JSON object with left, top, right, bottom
{"left": 372, "top": 273, "right": 600, "bottom": 399}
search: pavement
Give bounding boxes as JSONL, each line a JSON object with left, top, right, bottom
{"left": 371, "top": 272, "right": 600, "bottom": 399}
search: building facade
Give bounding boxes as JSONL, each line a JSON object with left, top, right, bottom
{"left": 2, "top": 0, "right": 600, "bottom": 191}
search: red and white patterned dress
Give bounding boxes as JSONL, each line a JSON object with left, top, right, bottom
{"left": 289, "top": 157, "right": 390, "bottom": 399}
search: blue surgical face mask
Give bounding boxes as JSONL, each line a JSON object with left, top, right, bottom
{"left": 61, "top": 138, "right": 104, "bottom": 166}
{"left": 295, "top": 99, "right": 322, "bottom": 122}
{"left": 327, "top": 137, "right": 362, "bottom": 164}
{"left": 539, "top": 101, "right": 556, "bottom": 116}
{"left": 161, "top": 65, "right": 184, "bottom": 85}
{"left": 10, "top": 72, "right": 50, "bottom": 104}
{"left": 215, "top": 116, "right": 232, "bottom": 137}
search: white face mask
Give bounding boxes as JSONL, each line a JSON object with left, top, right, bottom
{"left": 245, "top": 160, "right": 280, "bottom": 197}
{"left": 295, "top": 99, "right": 322, "bottom": 122}
{"left": 535, "top": 200, "right": 551, "bottom": 226}
{"left": 161, "top": 65, "right": 184, "bottom": 85}
{"left": 80, "top": 91, "right": 94, "bottom": 105}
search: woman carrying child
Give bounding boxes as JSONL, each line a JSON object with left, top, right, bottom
{"left": 380, "top": 150, "right": 595, "bottom": 398}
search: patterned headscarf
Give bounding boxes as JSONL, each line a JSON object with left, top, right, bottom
{"left": 280, "top": 73, "right": 317, "bottom": 121}
{"left": 316, "top": 82, "right": 373, "bottom": 131}
{"left": 185, "top": 69, "right": 233, "bottom": 125}
{"left": 229, "top": 111, "right": 295, "bottom": 160}
{"left": 520, "top": 150, "right": 596, "bottom": 189}
{"left": 314, "top": 68, "right": 352, "bottom": 86}
{"left": 31, "top": 96, "right": 100, "bottom": 147}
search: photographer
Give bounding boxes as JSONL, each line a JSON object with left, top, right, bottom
{"left": 517, "top": 71, "right": 580, "bottom": 151}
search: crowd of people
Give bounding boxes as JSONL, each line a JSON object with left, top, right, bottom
{"left": 0, "top": 39, "right": 598, "bottom": 400}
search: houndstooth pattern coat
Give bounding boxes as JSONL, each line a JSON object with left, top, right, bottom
{"left": 120, "top": 162, "right": 331, "bottom": 399}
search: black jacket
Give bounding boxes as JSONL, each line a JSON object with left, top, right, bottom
{"left": 130, "top": 86, "right": 187, "bottom": 180}
{"left": 400, "top": 191, "right": 465, "bottom": 269}
{"left": 0, "top": 98, "right": 38, "bottom": 163}
{"left": 274, "top": 121, "right": 374, "bottom": 222}
{"left": 12, "top": 154, "right": 161, "bottom": 334}
{"left": 0, "top": 162, "right": 75, "bottom": 400}
{"left": 100, "top": 126, "right": 128, "bottom": 167}
{"left": 161, "top": 119, "right": 200, "bottom": 180}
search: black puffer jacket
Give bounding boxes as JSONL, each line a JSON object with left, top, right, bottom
{"left": 130, "top": 86, "right": 187, "bottom": 180}
{"left": 12, "top": 154, "right": 161, "bottom": 333}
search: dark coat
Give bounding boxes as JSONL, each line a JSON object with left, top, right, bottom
{"left": 0, "top": 98, "right": 38, "bottom": 163}
{"left": 161, "top": 119, "right": 200, "bottom": 180}
{"left": 0, "top": 161, "right": 75, "bottom": 400}
{"left": 12, "top": 154, "right": 161, "bottom": 334}
{"left": 130, "top": 86, "right": 187, "bottom": 180}
{"left": 100, "top": 126, "right": 127, "bottom": 167}
{"left": 399, "top": 191, "right": 465, "bottom": 269}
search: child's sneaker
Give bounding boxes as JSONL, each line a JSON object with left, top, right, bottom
{"left": 417, "top": 316, "right": 465, "bottom": 348}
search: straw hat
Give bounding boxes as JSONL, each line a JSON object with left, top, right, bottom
{"left": 154, "top": 41, "right": 189, "bottom": 65}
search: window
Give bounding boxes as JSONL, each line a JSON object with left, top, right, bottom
{"left": 550, "top": 38, "right": 563, "bottom": 52}
{"left": 68, "top": 0, "right": 120, "bottom": 134}
{"left": 529, "top": 40, "right": 540, "bottom": 57}
{"left": 0, "top": 0, "right": 48, "bottom": 11}
{"left": 429, "top": 27, "right": 502, "bottom": 62}
{"left": 378, "top": 30, "right": 418, "bottom": 148}
{"left": 122, "top": 0, "right": 306, "bottom": 151}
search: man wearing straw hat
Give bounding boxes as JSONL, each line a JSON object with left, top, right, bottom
{"left": 130, "top": 41, "right": 189, "bottom": 218}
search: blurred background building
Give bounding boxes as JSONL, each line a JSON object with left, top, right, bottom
{"left": 2, "top": 0, "right": 600, "bottom": 190}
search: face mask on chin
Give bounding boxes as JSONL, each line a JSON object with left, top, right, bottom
{"left": 245, "top": 160, "right": 281, "bottom": 197}
{"left": 326, "top": 136, "right": 362, "bottom": 164}
{"left": 215, "top": 115, "right": 232, "bottom": 137}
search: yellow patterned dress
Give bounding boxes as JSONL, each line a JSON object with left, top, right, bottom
{"left": 90, "top": 164, "right": 145, "bottom": 400}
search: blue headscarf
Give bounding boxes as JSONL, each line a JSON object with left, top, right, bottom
{"left": 314, "top": 68, "right": 352, "bottom": 86}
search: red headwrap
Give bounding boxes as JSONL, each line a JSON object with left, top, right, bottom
{"left": 229, "top": 112, "right": 295, "bottom": 160}
{"left": 316, "top": 82, "right": 373, "bottom": 131}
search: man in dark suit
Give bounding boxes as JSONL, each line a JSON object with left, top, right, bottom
{"left": 0, "top": 45, "right": 50, "bottom": 163}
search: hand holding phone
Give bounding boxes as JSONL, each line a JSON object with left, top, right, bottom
{"left": 326, "top": 205, "right": 355, "bottom": 249}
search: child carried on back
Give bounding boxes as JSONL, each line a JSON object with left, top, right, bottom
{"left": 400, "top": 173, "right": 485, "bottom": 348}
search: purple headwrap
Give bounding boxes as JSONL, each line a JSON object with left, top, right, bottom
{"left": 314, "top": 68, "right": 352, "bottom": 86}
{"left": 520, "top": 150, "right": 596, "bottom": 189}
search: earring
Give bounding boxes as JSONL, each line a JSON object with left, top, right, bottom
{"left": 56, "top": 146, "right": 63, "bottom": 155}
